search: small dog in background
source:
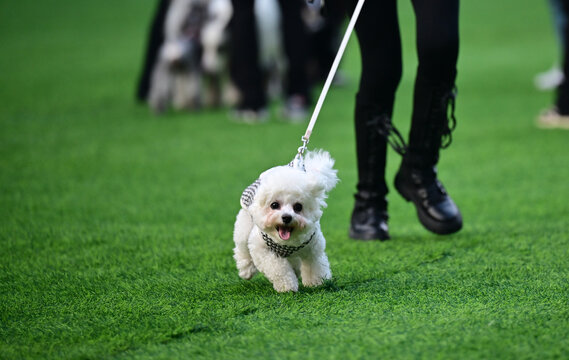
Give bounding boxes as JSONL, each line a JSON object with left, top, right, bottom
{"left": 233, "top": 150, "right": 339, "bottom": 292}
{"left": 148, "top": 0, "right": 233, "bottom": 113}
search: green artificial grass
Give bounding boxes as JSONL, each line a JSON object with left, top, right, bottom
{"left": 1, "top": 0, "right": 568, "bottom": 359}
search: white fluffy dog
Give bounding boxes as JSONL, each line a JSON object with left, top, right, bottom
{"left": 233, "top": 150, "right": 339, "bottom": 292}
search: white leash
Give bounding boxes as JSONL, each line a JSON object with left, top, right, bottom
{"left": 293, "top": 0, "right": 366, "bottom": 167}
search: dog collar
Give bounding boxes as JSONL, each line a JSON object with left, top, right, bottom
{"left": 261, "top": 232, "right": 315, "bottom": 258}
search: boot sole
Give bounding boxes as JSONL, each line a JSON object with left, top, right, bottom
{"left": 395, "top": 177, "right": 462, "bottom": 235}
{"left": 349, "top": 228, "right": 390, "bottom": 241}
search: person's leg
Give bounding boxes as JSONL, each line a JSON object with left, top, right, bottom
{"left": 551, "top": 0, "right": 567, "bottom": 49}
{"left": 276, "top": 0, "right": 311, "bottom": 120}
{"left": 229, "top": 0, "right": 267, "bottom": 112}
{"left": 533, "top": 0, "right": 566, "bottom": 91}
{"left": 136, "top": 0, "right": 171, "bottom": 102}
{"left": 349, "top": 0, "right": 402, "bottom": 240}
{"left": 537, "top": 0, "right": 569, "bottom": 128}
{"left": 278, "top": 0, "right": 310, "bottom": 100}
{"left": 407, "top": 0, "right": 459, "bottom": 164}
{"left": 394, "top": 0, "right": 462, "bottom": 235}
{"left": 556, "top": 0, "right": 569, "bottom": 114}
{"left": 306, "top": 0, "right": 346, "bottom": 83}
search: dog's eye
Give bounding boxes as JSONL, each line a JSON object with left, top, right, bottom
{"left": 270, "top": 202, "right": 280, "bottom": 210}
{"left": 293, "top": 203, "right": 303, "bottom": 213}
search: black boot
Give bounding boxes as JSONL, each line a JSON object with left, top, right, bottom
{"left": 350, "top": 191, "right": 389, "bottom": 241}
{"left": 394, "top": 78, "right": 462, "bottom": 235}
{"left": 349, "top": 97, "right": 391, "bottom": 241}
{"left": 395, "top": 165, "right": 462, "bottom": 234}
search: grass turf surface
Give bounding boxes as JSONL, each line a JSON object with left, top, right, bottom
{"left": 1, "top": 0, "right": 568, "bottom": 359}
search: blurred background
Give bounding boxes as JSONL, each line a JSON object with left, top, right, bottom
{"left": 1, "top": 0, "right": 565, "bottom": 225}
{"left": 1, "top": 1, "right": 569, "bottom": 358}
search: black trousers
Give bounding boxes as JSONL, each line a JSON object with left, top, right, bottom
{"left": 136, "top": 0, "right": 171, "bottom": 102}
{"left": 345, "top": 0, "right": 459, "bottom": 195}
{"left": 350, "top": 0, "right": 459, "bottom": 114}
{"left": 230, "top": 0, "right": 310, "bottom": 109}
{"left": 307, "top": 0, "right": 347, "bottom": 82}
{"left": 557, "top": 0, "right": 569, "bottom": 113}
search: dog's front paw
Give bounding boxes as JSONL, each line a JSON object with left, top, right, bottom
{"left": 272, "top": 279, "right": 299, "bottom": 293}
{"left": 236, "top": 260, "right": 257, "bottom": 280}
{"left": 239, "top": 267, "right": 257, "bottom": 280}
{"left": 301, "top": 262, "right": 331, "bottom": 287}
{"left": 302, "top": 277, "right": 325, "bottom": 288}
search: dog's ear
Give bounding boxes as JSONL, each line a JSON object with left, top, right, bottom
{"left": 240, "top": 178, "right": 261, "bottom": 208}
{"left": 304, "top": 150, "right": 339, "bottom": 193}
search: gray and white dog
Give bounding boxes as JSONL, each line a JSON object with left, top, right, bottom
{"left": 148, "top": 0, "right": 233, "bottom": 113}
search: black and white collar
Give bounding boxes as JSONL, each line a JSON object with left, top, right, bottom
{"left": 261, "top": 232, "right": 315, "bottom": 258}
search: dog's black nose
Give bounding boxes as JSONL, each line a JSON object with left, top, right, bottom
{"left": 282, "top": 215, "right": 292, "bottom": 224}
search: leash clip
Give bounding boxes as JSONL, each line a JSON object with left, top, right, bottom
{"left": 290, "top": 136, "right": 309, "bottom": 171}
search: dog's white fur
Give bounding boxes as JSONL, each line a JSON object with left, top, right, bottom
{"left": 233, "top": 150, "right": 339, "bottom": 292}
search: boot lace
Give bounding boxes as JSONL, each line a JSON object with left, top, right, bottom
{"left": 440, "top": 87, "right": 457, "bottom": 149}
{"left": 368, "top": 114, "right": 408, "bottom": 156}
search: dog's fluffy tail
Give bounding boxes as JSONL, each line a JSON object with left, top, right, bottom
{"left": 304, "top": 149, "right": 339, "bottom": 192}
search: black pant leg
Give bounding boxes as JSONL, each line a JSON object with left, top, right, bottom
{"left": 350, "top": 0, "right": 402, "bottom": 197}
{"left": 313, "top": 0, "right": 347, "bottom": 82}
{"left": 277, "top": 0, "right": 310, "bottom": 100}
{"left": 556, "top": 0, "right": 569, "bottom": 113}
{"left": 136, "top": 0, "right": 171, "bottom": 102}
{"left": 412, "top": 0, "right": 460, "bottom": 85}
{"left": 351, "top": 0, "right": 402, "bottom": 113}
{"left": 407, "top": 0, "right": 460, "bottom": 166}
{"left": 230, "top": 0, "right": 267, "bottom": 110}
